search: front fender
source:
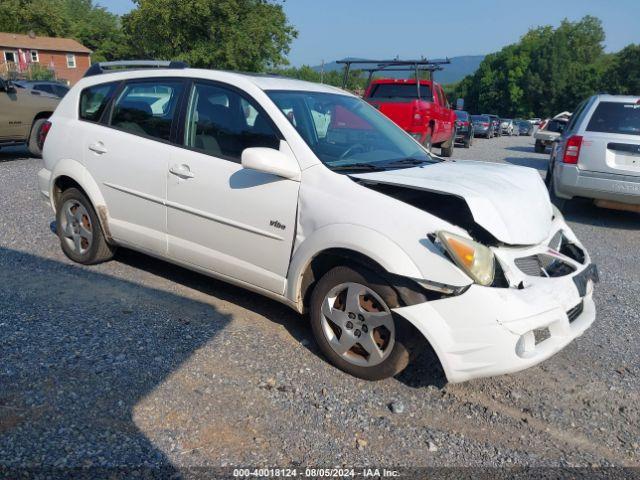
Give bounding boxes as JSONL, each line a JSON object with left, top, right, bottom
{"left": 286, "top": 224, "right": 423, "bottom": 307}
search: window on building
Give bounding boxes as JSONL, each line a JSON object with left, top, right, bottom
{"left": 4, "top": 51, "right": 17, "bottom": 63}
{"left": 66, "top": 54, "right": 76, "bottom": 68}
{"left": 30, "top": 50, "right": 39, "bottom": 62}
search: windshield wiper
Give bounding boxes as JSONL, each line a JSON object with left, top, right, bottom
{"left": 382, "top": 157, "right": 436, "bottom": 168}
{"left": 329, "top": 163, "right": 385, "bottom": 172}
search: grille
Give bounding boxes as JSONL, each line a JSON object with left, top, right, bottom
{"left": 567, "top": 301, "right": 584, "bottom": 323}
{"left": 515, "top": 255, "right": 542, "bottom": 276}
{"left": 515, "top": 254, "right": 576, "bottom": 277}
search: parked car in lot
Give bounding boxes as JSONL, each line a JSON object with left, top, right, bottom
{"left": 547, "top": 94, "right": 640, "bottom": 211}
{"left": 529, "top": 118, "right": 542, "bottom": 125}
{"left": 500, "top": 118, "right": 516, "bottom": 136}
{"left": 515, "top": 119, "right": 534, "bottom": 136}
{"left": 454, "top": 110, "right": 474, "bottom": 148}
{"left": 484, "top": 114, "right": 502, "bottom": 137}
{"left": 471, "top": 114, "right": 494, "bottom": 138}
{"left": 38, "top": 62, "right": 598, "bottom": 383}
{"left": 13, "top": 80, "right": 70, "bottom": 98}
{"left": 0, "top": 77, "right": 59, "bottom": 156}
{"left": 534, "top": 117, "right": 568, "bottom": 153}
{"left": 364, "top": 78, "right": 457, "bottom": 156}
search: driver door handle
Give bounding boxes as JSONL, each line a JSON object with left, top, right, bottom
{"left": 88, "top": 142, "right": 107, "bottom": 154}
{"left": 169, "top": 164, "right": 195, "bottom": 179}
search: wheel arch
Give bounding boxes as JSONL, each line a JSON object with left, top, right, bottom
{"left": 50, "top": 159, "right": 112, "bottom": 241}
{"left": 286, "top": 225, "right": 423, "bottom": 313}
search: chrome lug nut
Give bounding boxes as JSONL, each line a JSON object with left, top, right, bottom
{"left": 361, "top": 325, "right": 368, "bottom": 333}
{"left": 354, "top": 329, "right": 361, "bottom": 338}
{"left": 358, "top": 314, "right": 365, "bottom": 322}
{"left": 345, "top": 321, "right": 353, "bottom": 330}
{"left": 348, "top": 312, "right": 356, "bottom": 320}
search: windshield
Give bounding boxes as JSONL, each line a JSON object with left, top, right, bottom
{"left": 471, "top": 115, "right": 489, "bottom": 122}
{"left": 267, "top": 90, "right": 435, "bottom": 170}
{"left": 454, "top": 110, "right": 469, "bottom": 120}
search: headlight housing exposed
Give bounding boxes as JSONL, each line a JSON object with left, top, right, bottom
{"left": 436, "top": 231, "right": 495, "bottom": 286}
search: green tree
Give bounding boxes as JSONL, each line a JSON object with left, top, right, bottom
{"left": 0, "top": 0, "right": 69, "bottom": 37}
{"left": 122, "top": 0, "right": 297, "bottom": 71}
{"left": 0, "top": 0, "right": 127, "bottom": 62}
{"left": 453, "top": 16, "right": 609, "bottom": 117}
{"left": 62, "top": 0, "right": 129, "bottom": 61}
{"left": 606, "top": 44, "right": 640, "bottom": 95}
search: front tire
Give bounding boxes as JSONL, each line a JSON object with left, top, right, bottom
{"left": 309, "top": 266, "right": 415, "bottom": 380}
{"left": 56, "top": 188, "right": 115, "bottom": 265}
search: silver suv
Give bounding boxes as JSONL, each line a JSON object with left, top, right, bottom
{"left": 547, "top": 94, "right": 640, "bottom": 211}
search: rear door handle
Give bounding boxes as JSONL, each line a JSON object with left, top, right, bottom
{"left": 88, "top": 142, "right": 107, "bottom": 154}
{"left": 169, "top": 164, "right": 195, "bottom": 179}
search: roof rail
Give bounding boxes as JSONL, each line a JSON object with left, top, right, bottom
{"left": 335, "top": 58, "right": 451, "bottom": 95}
{"left": 84, "top": 60, "right": 189, "bottom": 78}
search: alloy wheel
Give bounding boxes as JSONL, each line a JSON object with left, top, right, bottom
{"left": 59, "top": 199, "right": 93, "bottom": 256}
{"left": 319, "top": 282, "right": 395, "bottom": 367}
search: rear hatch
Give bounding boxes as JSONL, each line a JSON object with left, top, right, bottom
{"left": 365, "top": 82, "right": 433, "bottom": 131}
{"left": 579, "top": 99, "right": 640, "bottom": 176}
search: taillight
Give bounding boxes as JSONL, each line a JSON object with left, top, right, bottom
{"left": 38, "top": 120, "right": 52, "bottom": 150}
{"left": 482, "top": 122, "right": 489, "bottom": 127}
{"left": 462, "top": 121, "right": 469, "bottom": 126}
{"left": 562, "top": 135, "right": 583, "bottom": 164}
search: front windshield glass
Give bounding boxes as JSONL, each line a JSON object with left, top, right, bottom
{"left": 267, "top": 90, "right": 435, "bottom": 170}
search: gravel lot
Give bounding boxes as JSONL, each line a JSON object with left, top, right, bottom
{"left": 1, "top": 134, "right": 639, "bottom": 474}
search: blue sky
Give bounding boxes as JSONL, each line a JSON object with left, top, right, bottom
{"left": 100, "top": 0, "right": 639, "bottom": 66}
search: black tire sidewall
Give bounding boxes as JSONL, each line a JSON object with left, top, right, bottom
{"left": 309, "top": 266, "right": 413, "bottom": 381}
{"left": 56, "top": 188, "right": 105, "bottom": 264}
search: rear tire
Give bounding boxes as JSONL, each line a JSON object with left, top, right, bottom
{"left": 534, "top": 140, "right": 545, "bottom": 153}
{"left": 546, "top": 162, "right": 566, "bottom": 211}
{"left": 28, "top": 118, "right": 47, "bottom": 158}
{"left": 309, "top": 266, "right": 416, "bottom": 381}
{"left": 423, "top": 133, "right": 432, "bottom": 152}
{"left": 56, "top": 188, "right": 115, "bottom": 265}
{"left": 440, "top": 131, "right": 455, "bottom": 157}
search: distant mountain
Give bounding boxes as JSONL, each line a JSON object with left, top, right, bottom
{"left": 311, "top": 55, "right": 484, "bottom": 85}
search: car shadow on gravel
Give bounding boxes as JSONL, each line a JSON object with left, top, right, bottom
{"left": 562, "top": 199, "right": 640, "bottom": 230}
{"left": 503, "top": 145, "right": 538, "bottom": 154}
{"left": 0, "top": 146, "right": 30, "bottom": 163}
{"left": 503, "top": 156, "right": 549, "bottom": 171}
{"left": 113, "top": 248, "right": 316, "bottom": 350}
{"left": 0, "top": 247, "right": 233, "bottom": 474}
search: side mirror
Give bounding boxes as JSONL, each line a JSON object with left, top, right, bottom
{"left": 3, "top": 80, "right": 16, "bottom": 94}
{"left": 241, "top": 147, "right": 301, "bottom": 181}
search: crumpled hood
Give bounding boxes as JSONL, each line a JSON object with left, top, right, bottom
{"left": 351, "top": 160, "right": 553, "bottom": 245}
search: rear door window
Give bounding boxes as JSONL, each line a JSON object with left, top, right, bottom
{"left": 79, "top": 82, "right": 118, "bottom": 122}
{"left": 110, "top": 80, "right": 185, "bottom": 141}
{"left": 586, "top": 101, "right": 640, "bottom": 136}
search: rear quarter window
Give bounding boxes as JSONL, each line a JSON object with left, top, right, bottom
{"left": 586, "top": 101, "right": 640, "bottom": 136}
{"left": 79, "top": 83, "right": 118, "bottom": 122}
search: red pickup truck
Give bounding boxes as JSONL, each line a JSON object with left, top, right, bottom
{"left": 364, "top": 79, "right": 457, "bottom": 156}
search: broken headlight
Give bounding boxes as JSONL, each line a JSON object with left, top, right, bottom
{"left": 436, "top": 231, "right": 495, "bottom": 286}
